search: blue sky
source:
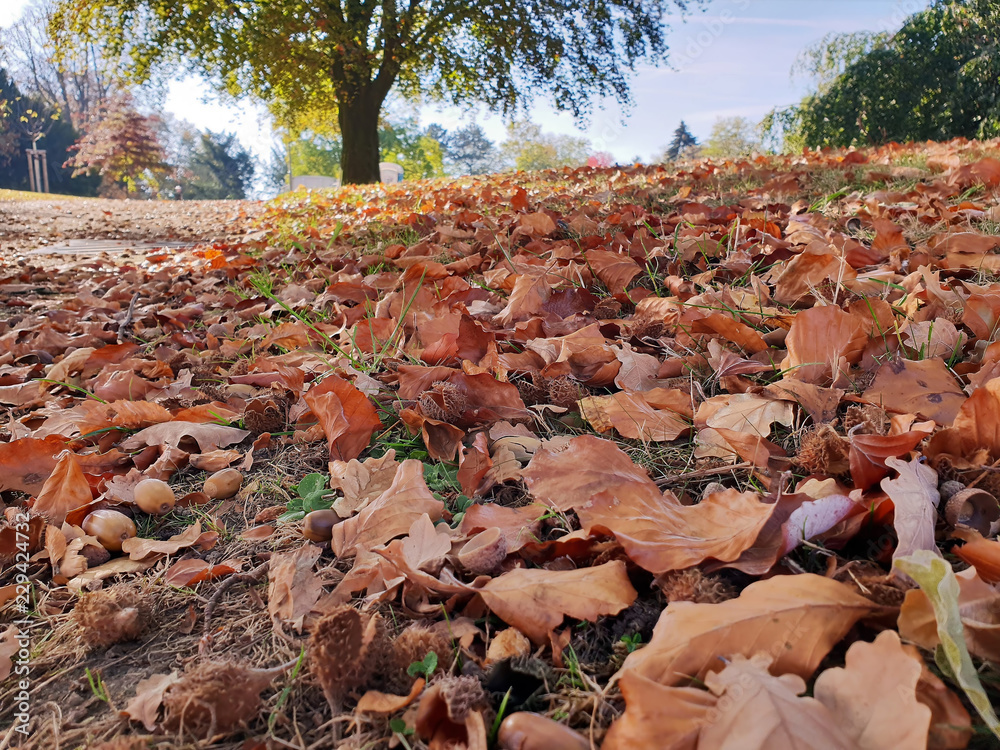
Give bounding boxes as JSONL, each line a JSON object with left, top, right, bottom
{"left": 1, "top": 0, "right": 931, "bottom": 163}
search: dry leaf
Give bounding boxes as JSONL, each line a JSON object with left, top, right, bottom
{"left": 813, "top": 630, "right": 931, "bottom": 749}
{"left": 267, "top": 544, "right": 324, "bottom": 629}
{"left": 124, "top": 671, "right": 181, "bottom": 731}
{"left": 32, "top": 450, "right": 92, "bottom": 525}
{"left": 120, "top": 421, "right": 250, "bottom": 452}
{"left": 304, "top": 375, "right": 382, "bottom": 462}
{"left": 479, "top": 560, "right": 637, "bottom": 643}
{"left": 781, "top": 305, "right": 866, "bottom": 384}
{"left": 618, "top": 574, "right": 882, "bottom": 686}
{"left": 579, "top": 388, "right": 692, "bottom": 441}
{"left": 329, "top": 450, "right": 399, "bottom": 518}
{"left": 121, "top": 521, "right": 204, "bottom": 561}
{"left": 699, "top": 654, "right": 854, "bottom": 750}
{"left": 603, "top": 670, "right": 715, "bottom": 750}
{"left": 881, "top": 455, "right": 942, "bottom": 573}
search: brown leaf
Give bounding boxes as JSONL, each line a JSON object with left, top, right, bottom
{"left": 356, "top": 677, "right": 426, "bottom": 714}
{"left": 603, "top": 671, "right": 714, "bottom": 750}
{"left": 0, "top": 436, "right": 67, "bottom": 494}
{"left": 164, "top": 559, "right": 239, "bottom": 587}
{"left": 953, "top": 531, "right": 1000, "bottom": 584}
{"left": 461, "top": 502, "right": 545, "bottom": 554}
{"left": 613, "top": 342, "right": 663, "bottom": 391}
{"left": 813, "top": 631, "right": 931, "bottom": 749}
{"left": 304, "top": 375, "right": 382, "bottom": 462}
{"left": 698, "top": 654, "right": 854, "bottom": 750}
{"left": 863, "top": 358, "right": 966, "bottom": 425}
{"left": 330, "top": 459, "right": 444, "bottom": 557}
{"left": 121, "top": 522, "right": 204, "bottom": 561}
{"left": 780, "top": 305, "right": 866, "bottom": 385}
{"left": 618, "top": 574, "right": 882, "bottom": 686}
{"left": 579, "top": 388, "right": 692, "bottom": 441}
{"left": 881, "top": 456, "right": 942, "bottom": 573}
{"left": 0, "top": 626, "right": 20, "bottom": 683}
{"left": 951, "top": 378, "right": 1000, "bottom": 459}
{"left": 478, "top": 560, "right": 637, "bottom": 643}
{"left": 522, "top": 435, "right": 656, "bottom": 512}
{"left": 899, "top": 566, "right": 1000, "bottom": 663}
{"left": 585, "top": 248, "right": 642, "bottom": 294}
{"left": 329, "top": 450, "right": 399, "bottom": 518}
{"left": 32, "top": 451, "right": 93, "bottom": 526}
{"left": 120, "top": 421, "right": 250, "bottom": 452}
{"left": 267, "top": 544, "right": 324, "bottom": 629}
{"left": 578, "top": 486, "right": 774, "bottom": 574}
{"left": 850, "top": 429, "right": 928, "bottom": 490}
{"left": 123, "top": 671, "right": 181, "bottom": 731}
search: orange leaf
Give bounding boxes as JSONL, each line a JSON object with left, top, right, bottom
{"left": 304, "top": 375, "right": 382, "bottom": 462}
{"left": 579, "top": 486, "right": 774, "bottom": 574}
{"left": 603, "top": 671, "right": 714, "bottom": 750}
{"left": 862, "top": 359, "right": 965, "bottom": 425}
{"left": 579, "top": 388, "right": 692, "bottom": 441}
{"left": 781, "top": 305, "right": 866, "bottom": 385}
{"left": 164, "top": 559, "right": 238, "bottom": 587}
{"left": 849, "top": 430, "right": 927, "bottom": 490}
{"left": 32, "top": 451, "right": 93, "bottom": 526}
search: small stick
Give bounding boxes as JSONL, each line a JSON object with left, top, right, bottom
{"left": 655, "top": 461, "right": 753, "bottom": 486}
{"left": 201, "top": 561, "right": 270, "bottom": 649}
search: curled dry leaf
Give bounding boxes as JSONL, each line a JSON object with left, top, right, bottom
{"left": 32, "top": 450, "right": 93, "bottom": 526}
{"left": 881, "top": 455, "right": 943, "bottom": 575}
{"left": 164, "top": 558, "right": 239, "bottom": 587}
{"left": 304, "top": 374, "right": 382, "bottom": 462}
{"left": 618, "top": 573, "right": 882, "bottom": 687}
{"left": 603, "top": 670, "right": 715, "bottom": 750}
{"left": 478, "top": 560, "right": 637, "bottom": 644}
{"left": 329, "top": 449, "right": 399, "bottom": 518}
{"left": 578, "top": 486, "right": 774, "bottom": 575}
{"left": 120, "top": 521, "right": 204, "bottom": 561}
{"left": 850, "top": 429, "right": 928, "bottom": 490}
{"left": 124, "top": 671, "right": 181, "bottom": 731}
{"left": 330, "top": 459, "right": 444, "bottom": 558}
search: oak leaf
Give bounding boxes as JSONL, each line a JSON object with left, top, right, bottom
{"left": 813, "top": 631, "right": 930, "bottom": 750}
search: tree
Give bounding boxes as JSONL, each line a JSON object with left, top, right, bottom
{"left": 446, "top": 123, "right": 498, "bottom": 175}
{"left": 702, "top": 116, "right": 760, "bottom": 159}
{"left": 795, "top": 0, "right": 1000, "bottom": 147}
{"left": 1, "top": 0, "right": 135, "bottom": 128}
{"left": 178, "top": 131, "right": 256, "bottom": 199}
{"left": 65, "top": 95, "right": 166, "bottom": 196}
{"left": 499, "top": 120, "right": 591, "bottom": 172}
{"left": 0, "top": 67, "right": 98, "bottom": 194}
{"left": 663, "top": 121, "right": 698, "bottom": 161}
{"left": 55, "top": 0, "right": 701, "bottom": 184}
{"left": 587, "top": 151, "right": 615, "bottom": 168}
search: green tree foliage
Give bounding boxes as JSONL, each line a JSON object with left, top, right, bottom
{"left": 499, "top": 120, "right": 591, "bottom": 172}
{"left": 445, "top": 123, "right": 498, "bottom": 175}
{"left": 177, "top": 131, "right": 256, "bottom": 199}
{"left": 65, "top": 95, "right": 167, "bottom": 196}
{"left": 662, "top": 120, "right": 698, "bottom": 161}
{"left": 54, "top": 0, "right": 701, "bottom": 184}
{"left": 702, "top": 116, "right": 760, "bottom": 159}
{"left": 796, "top": 0, "right": 1000, "bottom": 147}
{"left": 0, "top": 67, "right": 98, "bottom": 194}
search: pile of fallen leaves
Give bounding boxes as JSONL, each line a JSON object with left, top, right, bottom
{"left": 3, "top": 137, "right": 1000, "bottom": 749}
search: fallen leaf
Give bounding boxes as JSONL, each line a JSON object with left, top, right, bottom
{"left": 329, "top": 450, "right": 399, "bottom": 518}
{"left": 603, "top": 671, "right": 715, "bottom": 750}
{"left": 121, "top": 522, "right": 204, "bottom": 561}
{"left": 579, "top": 388, "right": 693, "bottom": 441}
{"left": 478, "top": 560, "right": 637, "bottom": 643}
{"left": 881, "top": 455, "right": 942, "bottom": 575}
{"left": 164, "top": 558, "right": 239, "bottom": 587}
{"left": 32, "top": 451, "right": 93, "bottom": 525}
{"left": 330, "top": 459, "right": 444, "bottom": 557}
{"left": 780, "top": 305, "right": 866, "bottom": 384}
{"left": 617, "top": 573, "right": 882, "bottom": 686}
{"left": 0, "top": 626, "right": 20, "bottom": 683}
{"left": 578, "top": 486, "right": 774, "bottom": 574}
{"left": 356, "top": 677, "right": 426, "bottom": 714}
{"left": 120, "top": 421, "right": 250, "bottom": 452}
{"left": 304, "top": 375, "right": 382, "bottom": 462}
{"left": 850, "top": 429, "right": 928, "bottom": 490}
{"left": 813, "top": 630, "right": 930, "bottom": 749}
{"left": 267, "top": 544, "right": 324, "bottom": 629}
{"left": 699, "top": 654, "right": 854, "bottom": 750}
{"left": 123, "top": 671, "right": 181, "bottom": 730}
{"left": 862, "top": 358, "right": 965, "bottom": 425}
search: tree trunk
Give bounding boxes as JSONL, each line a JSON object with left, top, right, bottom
{"left": 338, "top": 93, "right": 382, "bottom": 185}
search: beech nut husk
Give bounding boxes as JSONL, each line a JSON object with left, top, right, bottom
{"left": 82, "top": 509, "right": 137, "bottom": 552}
{"left": 944, "top": 487, "right": 1000, "bottom": 536}
{"left": 133, "top": 478, "right": 176, "bottom": 515}
{"left": 497, "top": 712, "right": 590, "bottom": 750}
{"left": 203, "top": 468, "right": 243, "bottom": 500}
{"left": 302, "top": 509, "right": 339, "bottom": 542}
{"left": 457, "top": 527, "right": 507, "bottom": 575}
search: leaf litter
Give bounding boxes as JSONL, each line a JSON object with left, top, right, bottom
{"left": 3, "top": 141, "right": 1000, "bottom": 748}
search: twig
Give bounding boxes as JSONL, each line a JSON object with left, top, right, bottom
{"left": 966, "top": 456, "right": 1000, "bottom": 490}
{"left": 117, "top": 291, "right": 141, "bottom": 343}
{"left": 655, "top": 462, "right": 753, "bottom": 486}
{"left": 200, "top": 561, "right": 270, "bottom": 651}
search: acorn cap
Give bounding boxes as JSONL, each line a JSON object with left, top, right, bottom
{"left": 944, "top": 487, "right": 1000, "bottom": 536}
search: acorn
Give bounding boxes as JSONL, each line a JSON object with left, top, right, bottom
{"left": 133, "top": 478, "right": 176, "bottom": 515}
{"left": 497, "top": 712, "right": 590, "bottom": 750}
{"left": 82, "top": 509, "right": 137, "bottom": 552}
{"left": 302, "top": 509, "right": 339, "bottom": 542}
{"left": 203, "top": 468, "right": 243, "bottom": 500}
